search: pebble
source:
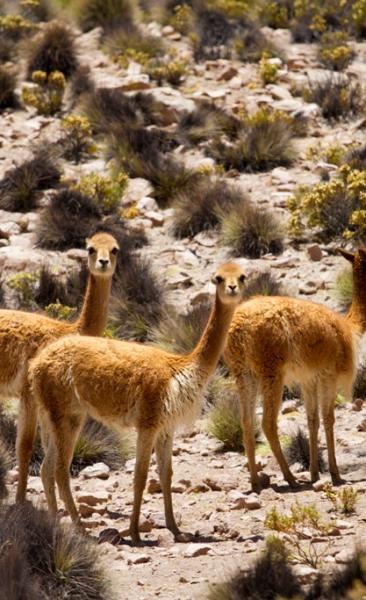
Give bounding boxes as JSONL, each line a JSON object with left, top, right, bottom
{"left": 98, "top": 528, "right": 121, "bottom": 545}
{"left": 352, "top": 398, "right": 364, "bottom": 411}
{"left": 307, "top": 244, "right": 323, "bottom": 262}
{"left": 183, "top": 544, "right": 212, "bottom": 558}
{"left": 76, "top": 491, "right": 110, "bottom": 506}
{"left": 126, "top": 553, "right": 151, "bottom": 565}
{"left": 147, "top": 478, "right": 162, "bottom": 494}
{"left": 244, "top": 494, "right": 262, "bottom": 510}
{"left": 80, "top": 462, "right": 110, "bottom": 480}
{"left": 293, "top": 564, "right": 318, "bottom": 583}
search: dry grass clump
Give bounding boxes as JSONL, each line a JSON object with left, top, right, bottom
{"left": 207, "top": 380, "right": 243, "bottom": 452}
{"left": 109, "top": 256, "right": 164, "bottom": 341}
{"left": 70, "top": 64, "right": 95, "bottom": 101}
{"left": 105, "top": 26, "right": 164, "bottom": 68}
{"left": 25, "top": 21, "right": 78, "bottom": 78}
{"left": 352, "top": 363, "right": 366, "bottom": 400}
{"left": 76, "top": 0, "right": 135, "bottom": 32}
{"left": 284, "top": 428, "right": 326, "bottom": 473}
{"left": 177, "top": 100, "right": 241, "bottom": 144}
{"left": 221, "top": 202, "right": 285, "bottom": 258}
{"left": 151, "top": 302, "right": 211, "bottom": 353}
{"left": 0, "top": 147, "right": 61, "bottom": 212}
{"left": 0, "top": 66, "right": 18, "bottom": 111}
{"left": 34, "top": 264, "right": 70, "bottom": 308}
{"left": 20, "top": 0, "right": 54, "bottom": 23}
{"left": 172, "top": 179, "right": 248, "bottom": 238}
{"left": 0, "top": 503, "right": 113, "bottom": 599}
{"left": 303, "top": 75, "right": 364, "bottom": 120}
{"left": 0, "top": 12, "right": 35, "bottom": 61}
{"left": 317, "top": 31, "right": 354, "bottom": 71}
{"left": 243, "top": 271, "right": 289, "bottom": 299}
{"left": 344, "top": 143, "right": 366, "bottom": 171}
{"left": 207, "top": 109, "right": 296, "bottom": 172}
{"left": 333, "top": 266, "right": 352, "bottom": 311}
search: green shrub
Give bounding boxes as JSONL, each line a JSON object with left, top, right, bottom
{"left": 0, "top": 66, "right": 18, "bottom": 111}
{"left": 207, "top": 383, "right": 243, "bottom": 452}
{"left": 171, "top": 179, "right": 248, "bottom": 238}
{"left": 207, "top": 109, "right": 295, "bottom": 172}
{"left": 259, "top": 51, "right": 278, "bottom": 84}
{"left": 26, "top": 21, "right": 78, "bottom": 78}
{"left": 168, "top": 3, "right": 194, "bottom": 34}
{"left": 61, "top": 114, "right": 97, "bottom": 163}
{"left": 303, "top": 75, "right": 363, "bottom": 120}
{"left": 147, "top": 58, "right": 188, "bottom": 86}
{"left": 106, "top": 26, "right": 164, "bottom": 67}
{"left": 22, "top": 69, "right": 66, "bottom": 115}
{"left": 333, "top": 266, "right": 352, "bottom": 310}
{"left": 288, "top": 166, "right": 366, "bottom": 241}
{"left": 70, "top": 171, "right": 128, "bottom": 214}
{"left": 221, "top": 202, "right": 285, "bottom": 258}
{"left": 318, "top": 31, "right": 353, "bottom": 71}
{"left": 0, "top": 147, "right": 61, "bottom": 212}
{"left": 7, "top": 272, "right": 39, "bottom": 308}
{"left": 76, "top": 0, "right": 135, "bottom": 32}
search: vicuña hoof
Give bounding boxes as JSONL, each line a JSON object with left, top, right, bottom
{"left": 174, "top": 531, "right": 194, "bottom": 543}
{"left": 288, "top": 478, "right": 300, "bottom": 490}
{"left": 331, "top": 474, "right": 346, "bottom": 486}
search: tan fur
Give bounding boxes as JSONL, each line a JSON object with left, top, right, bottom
{"left": 29, "top": 263, "right": 246, "bottom": 544}
{"left": 0, "top": 232, "right": 119, "bottom": 502}
{"left": 225, "top": 248, "right": 366, "bottom": 492}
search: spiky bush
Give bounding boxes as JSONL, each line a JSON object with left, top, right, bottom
{"left": 318, "top": 31, "right": 353, "bottom": 71}
{"left": 0, "top": 503, "right": 113, "bottom": 599}
{"left": 0, "top": 147, "right": 61, "bottom": 212}
{"left": 353, "top": 363, "right": 366, "bottom": 400}
{"left": 150, "top": 302, "right": 211, "bottom": 354}
{"left": 284, "top": 428, "right": 326, "bottom": 473}
{"left": 26, "top": 21, "right": 78, "bottom": 78}
{"left": 207, "top": 109, "right": 296, "bottom": 172}
{"left": 61, "top": 114, "right": 96, "bottom": 163}
{"left": 333, "top": 266, "right": 352, "bottom": 311}
{"left": 109, "top": 256, "right": 164, "bottom": 341}
{"left": 0, "top": 13, "right": 35, "bottom": 61}
{"left": 34, "top": 265, "right": 69, "bottom": 308}
{"left": 20, "top": 0, "right": 54, "bottom": 22}
{"left": 22, "top": 69, "right": 66, "bottom": 115}
{"left": 106, "top": 26, "right": 164, "bottom": 67}
{"left": 0, "top": 66, "right": 18, "bottom": 111}
{"left": 344, "top": 143, "right": 366, "bottom": 171}
{"left": 288, "top": 166, "right": 366, "bottom": 241}
{"left": 303, "top": 75, "right": 363, "bottom": 120}
{"left": 70, "top": 64, "right": 95, "bottom": 100}
{"left": 147, "top": 58, "right": 188, "bottom": 86}
{"left": 36, "top": 188, "right": 101, "bottom": 250}
{"left": 76, "top": 0, "right": 135, "bottom": 32}
{"left": 177, "top": 100, "right": 241, "bottom": 144}
{"left": 221, "top": 202, "right": 285, "bottom": 258}
{"left": 207, "top": 381, "right": 244, "bottom": 452}
{"left": 172, "top": 179, "right": 248, "bottom": 238}
{"left": 243, "top": 271, "right": 289, "bottom": 299}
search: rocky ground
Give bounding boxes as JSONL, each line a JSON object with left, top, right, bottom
{"left": 2, "top": 7, "right": 366, "bottom": 600}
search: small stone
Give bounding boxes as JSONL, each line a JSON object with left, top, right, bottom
{"left": 76, "top": 491, "right": 109, "bottom": 506}
{"left": 282, "top": 400, "right": 299, "bottom": 414}
{"left": 145, "top": 210, "right": 164, "bottom": 226}
{"left": 335, "top": 549, "right": 354, "bottom": 564}
{"left": 293, "top": 564, "right": 318, "bottom": 583}
{"left": 352, "top": 398, "right": 364, "bottom": 411}
{"left": 126, "top": 553, "right": 151, "bottom": 565}
{"left": 80, "top": 462, "right": 110, "bottom": 480}
{"left": 244, "top": 494, "right": 262, "bottom": 510}
{"left": 98, "top": 528, "right": 121, "bottom": 545}
{"left": 188, "top": 483, "right": 210, "bottom": 494}
{"left": 203, "top": 478, "right": 222, "bottom": 491}
{"left": 307, "top": 244, "right": 323, "bottom": 262}
{"left": 183, "top": 543, "right": 212, "bottom": 558}
{"left": 147, "top": 478, "right": 162, "bottom": 493}
{"left": 218, "top": 66, "right": 238, "bottom": 81}
{"left": 6, "top": 469, "right": 18, "bottom": 484}
{"left": 162, "top": 25, "right": 174, "bottom": 35}
{"left": 78, "top": 503, "right": 95, "bottom": 518}
{"left": 357, "top": 419, "right": 366, "bottom": 432}
{"left": 228, "top": 490, "right": 247, "bottom": 509}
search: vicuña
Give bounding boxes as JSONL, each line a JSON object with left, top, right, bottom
{"left": 29, "top": 263, "right": 246, "bottom": 545}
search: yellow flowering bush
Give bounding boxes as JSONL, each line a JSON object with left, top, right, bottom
{"left": 22, "top": 70, "right": 65, "bottom": 115}
{"left": 259, "top": 51, "right": 278, "bottom": 84}
{"left": 61, "top": 115, "right": 96, "bottom": 162}
{"left": 71, "top": 172, "right": 128, "bottom": 214}
{"left": 318, "top": 32, "right": 353, "bottom": 70}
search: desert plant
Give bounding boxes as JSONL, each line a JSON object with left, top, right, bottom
{"left": 344, "top": 143, "right": 366, "bottom": 170}
{"left": 147, "top": 58, "right": 188, "bottom": 86}
{"left": 76, "top": 0, "right": 135, "bottom": 32}
{"left": 7, "top": 272, "right": 39, "bottom": 308}
{"left": 0, "top": 503, "right": 113, "bottom": 599}
{"left": 44, "top": 300, "right": 77, "bottom": 320}
{"left": 333, "top": 266, "right": 352, "bottom": 310}
{"left": 323, "top": 482, "right": 358, "bottom": 514}
{"left": 151, "top": 301, "right": 211, "bottom": 353}
{"left": 109, "top": 256, "right": 164, "bottom": 341}
{"left": 20, "top": 0, "right": 54, "bottom": 22}
{"left": 284, "top": 428, "right": 326, "bottom": 473}
{"left": 233, "top": 25, "right": 279, "bottom": 63}
{"left": 106, "top": 26, "right": 164, "bottom": 67}
{"left": 177, "top": 100, "right": 241, "bottom": 144}
{"left": 169, "top": 2, "right": 194, "bottom": 34}
{"left": 0, "top": 14, "right": 35, "bottom": 61}
{"left": 0, "top": 147, "right": 61, "bottom": 212}
{"left": 36, "top": 187, "right": 101, "bottom": 250}
{"left": 0, "top": 66, "right": 18, "bottom": 111}
{"left": 22, "top": 69, "right": 66, "bottom": 115}
{"left": 288, "top": 166, "right": 366, "bottom": 241}
{"left": 221, "top": 202, "right": 285, "bottom": 258}
{"left": 207, "top": 383, "right": 243, "bottom": 452}
{"left": 318, "top": 31, "right": 353, "bottom": 71}
{"left": 303, "top": 75, "right": 363, "bottom": 120}
{"left": 61, "top": 114, "right": 97, "bottom": 163}
{"left": 172, "top": 178, "right": 248, "bottom": 238}
{"left": 259, "top": 51, "right": 278, "bottom": 84}
{"left": 353, "top": 362, "right": 366, "bottom": 399}
{"left": 308, "top": 549, "right": 366, "bottom": 599}
{"left": 26, "top": 21, "right": 78, "bottom": 78}
{"left": 242, "top": 270, "right": 289, "bottom": 299}
{"left": 70, "top": 64, "right": 95, "bottom": 100}
{"left": 70, "top": 171, "right": 128, "bottom": 214}
{"left": 34, "top": 265, "right": 69, "bottom": 308}
{"left": 207, "top": 109, "right": 296, "bottom": 172}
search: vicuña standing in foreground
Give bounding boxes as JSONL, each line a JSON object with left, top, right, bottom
{"left": 225, "top": 248, "right": 366, "bottom": 492}
{"left": 29, "top": 263, "right": 246, "bottom": 544}
{"left": 0, "top": 232, "right": 119, "bottom": 502}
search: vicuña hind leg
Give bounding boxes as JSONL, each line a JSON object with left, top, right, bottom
{"left": 130, "top": 428, "right": 157, "bottom": 545}
{"left": 319, "top": 378, "right": 343, "bottom": 485}
{"left": 261, "top": 374, "right": 298, "bottom": 488}
{"left": 15, "top": 383, "right": 37, "bottom": 503}
{"left": 236, "top": 372, "right": 260, "bottom": 492}
{"left": 302, "top": 381, "right": 320, "bottom": 483}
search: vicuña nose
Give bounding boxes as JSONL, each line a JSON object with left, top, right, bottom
{"left": 229, "top": 284, "right": 237, "bottom": 291}
{"left": 99, "top": 259, "right": 109, "bottom": 268}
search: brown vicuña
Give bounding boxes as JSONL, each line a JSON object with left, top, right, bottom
{"left": 0, "top": 232, "right": 119, "bottom": 502}
{"left": 225, "top": 248, "right": 366, "bottom": 492}
{"left": 29, "top": 263, "right": 246, "bottom": 544}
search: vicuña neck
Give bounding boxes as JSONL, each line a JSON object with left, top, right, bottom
{"left": 190, "top": 294, "right": 236, "bottom": 375}
{"left": 75, "top": 274, "right": 112, "bottom": 337}
{"left": 345, "top": 264, "right": 366, "bottom": 333}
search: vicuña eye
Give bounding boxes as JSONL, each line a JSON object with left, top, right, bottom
{"left": 239, "top": 274, "right": 246, "bottom": 283}
{"left": 215, "top": 275, "right": 223, "bottom": 284}
{"left": 111, "top": 247, "right": 119, "bottom": 255}
{"left": 88, "top": 247, "right": 96, "bottom": 255}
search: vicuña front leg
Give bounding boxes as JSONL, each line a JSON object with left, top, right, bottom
{"left": 130, "top": 429, "right": 156, "bottom": 545}
{"left": 303, "top": 381, "right": 320, "bottom": 483}
{"left": 237, "top": 372, "right": 260, "bottom": 492}
{"left": 15, "top": 384, "right": 38, "bottom": 503}
{"left": 261, "top": 375, "right": 298, "bottom": 489}
{"left": 319, "top": 378, "right": 344, "bottom": 485}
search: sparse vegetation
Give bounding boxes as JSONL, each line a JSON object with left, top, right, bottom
{"left": 207, "top": 381, "right": 244, "bottom": 452}
{"left": 333, "top": 266, "right": 352, "bottom": 310}
{"left": 0, "top": 66, "right": 18, "bottom": 111}
{"left": 172, "top": 179, "right": 248, "bottom": 238}
{"left": 243, "top": 270, "right": 289, "bottom": 299}
{"left": 318, "top": 31, "right": 353, "bottom": 71}
{"left": 221, "top": 202, "right": 285, "bottom": 258}
{"left": 76, "top": 0, "right": 135, "bottom": 32}
{"left": 70, "top": 171, "right": 129, "bottom": 213}
{"left": 303, "top": 75, "right": 363, "bottom": 120}
{"left": 61, "top": 114, "right": 97, "bottom": 163}
{"left": 259, "top": 51, "right": 278, "bottom": 84}
{"left": 0, "top": 441, "right": 9, "bottom": 500}
{"left": 106, "top": 26, "right": 164, "bottom": 67}
{"left": 178, "top": 100, "right": 241, "bottom": 145}
{"left": 353, "top": 362, "right": 366, "bottom": 399}
{"left": 7, "top": 272, "right": 39, "bottom": 308}
{"left": 284, "top": 428, "right": 326, "bottom": 473}
{"left": 207, "top": 109, "right": 296, "bottom": 172}
{"left": 22, "top": 69, "right": 66, "bottom": 115}
{"left": 324, "top": 482, "right": 358, "bottom": 514}
{"left": 0, "top": 147, "right": 61, "bottom": 212}
{"left": 151, "top": 302, "right": 211, "bottom": 354}
{"left": 147, "top": 58, "right": 188, "bottom": 86}
{"left": 25, "top": 20, "right": 78, "bottom": 78}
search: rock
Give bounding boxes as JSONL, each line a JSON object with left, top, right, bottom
{"left": 76, "top": 491, "right": 110, "bottom": 506}
{"left": 6, "top": 469, "right": 18, "bottom": 484}
{"left": 307, "top": 244, "right": 323, "bottom": 262}
{"left": 282, "top": 400, "right": 299, "bottom": 414}
{"left": 145, "top": 210, "right": 164, "bottom": 226}
{"left": 352, "top": 398, "right": 364, "bottom": 411}
{"left": 120, "top": 75, "right": 151, "bottom": 91}
{"left": 78, "top": 503, "right": 96, "bottom": 518}
{"left": 203, "top": 478, "right": 222, "bottom": 491}
{"left": 136, "top": 196, "right": 158, "bottom": 212}
{"left": 162, "top": 25, "right": 174, "bottom": 36}
{"left": 183, "top": 544, "right": 212, "bottom": 558}
{"left": 218, "top": 66, "right": 238, "bottom": 81}
{"left": 80, "top": 462, "right": 110, "bottom": 480}
{"left": 194, "top": 232, "right": 216, "bottom": 247}
{"left": 244, "top": 494, "right": 262, "bottom": 510}
{"left": 293, "top": 564, "right": 318, "bottom": 584}
{"left": 98, "top": 528, "right": 121, "bottom": 545}
{"left": 335, "top": 549, "right": 354, "bottom": 564}
{"left": 147, "top": 478, "right": 162, "bottom": 493}
{"left": 187, "top": 483, "right": 210, "bottom": 493}
{"left": 312, "top": 479, "right": 330, "bottom": 492}
{"left": 357, "top": 418, "right": 366, "bottom": 432}
{"left": 228, "top": 490, "right": 247, "bottom": 509}
{"left": 176, "top": 250, "right": 200, "bottom": 267}
{"left": 267, "top": 84, "right": 293, "bottom": 101}
{"left": 299, "top": 281, "right": 318, "bottom": 295}
{"left": 126, "top": 553, "right": 151, "bottom": 565}
{"left": 125, "top": 178, "right": 153, "bottom": 204}
{"left": 149, "top": 87, "right": 195, "bottom": 115}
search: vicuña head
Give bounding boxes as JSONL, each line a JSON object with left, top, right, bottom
{"left": 30, "top": 262, "right": 246, "bottom": 545}
{"left": 225, "top": 247, "right": 366, "bottom": 494}
{"left": 0, "top": 231, "right": 118, "bottom": 504}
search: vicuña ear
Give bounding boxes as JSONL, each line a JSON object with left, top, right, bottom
{"left": 211, "top": 275, "right": 223, "bottom": 285}
{"left": 85, "top": 237, "right": 90, "bottom": 248}
{"left": 337, "top": 248, "right": 355, "bottom": 264}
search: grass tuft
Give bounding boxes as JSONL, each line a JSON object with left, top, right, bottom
{"left": 178, "top": 100, "right": 241, "bottom": 145}
{"left": 207, "top": 381, "right": 243, "bottom": 452}
{"left": 243, "top": 271, "right": 289, "bottom": 299}
{"left": 26, "top": 21, "right": 78, "bottom": 78}
{"left": 151, "top": 302, "right": 211, "bottom": 354}
{"left": 333, "top": 266, "right": 352, "bottom": 311}
{"left": 76, "top": 0, "right": 135, "bottom": 32}
{"left": 0, "top": 147, "right": 61, "bottom": 212}
{"left": 303, "top": 75, "right": 364, "bottom": 120}
{"left": 284, "top": 428, "right": 326, "bottom": 473}
{"left": 0, "top": 66, "right": 18, "bottom": 111}
{"left": 221, "top": 202, "right": 285, "bottom": 258}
